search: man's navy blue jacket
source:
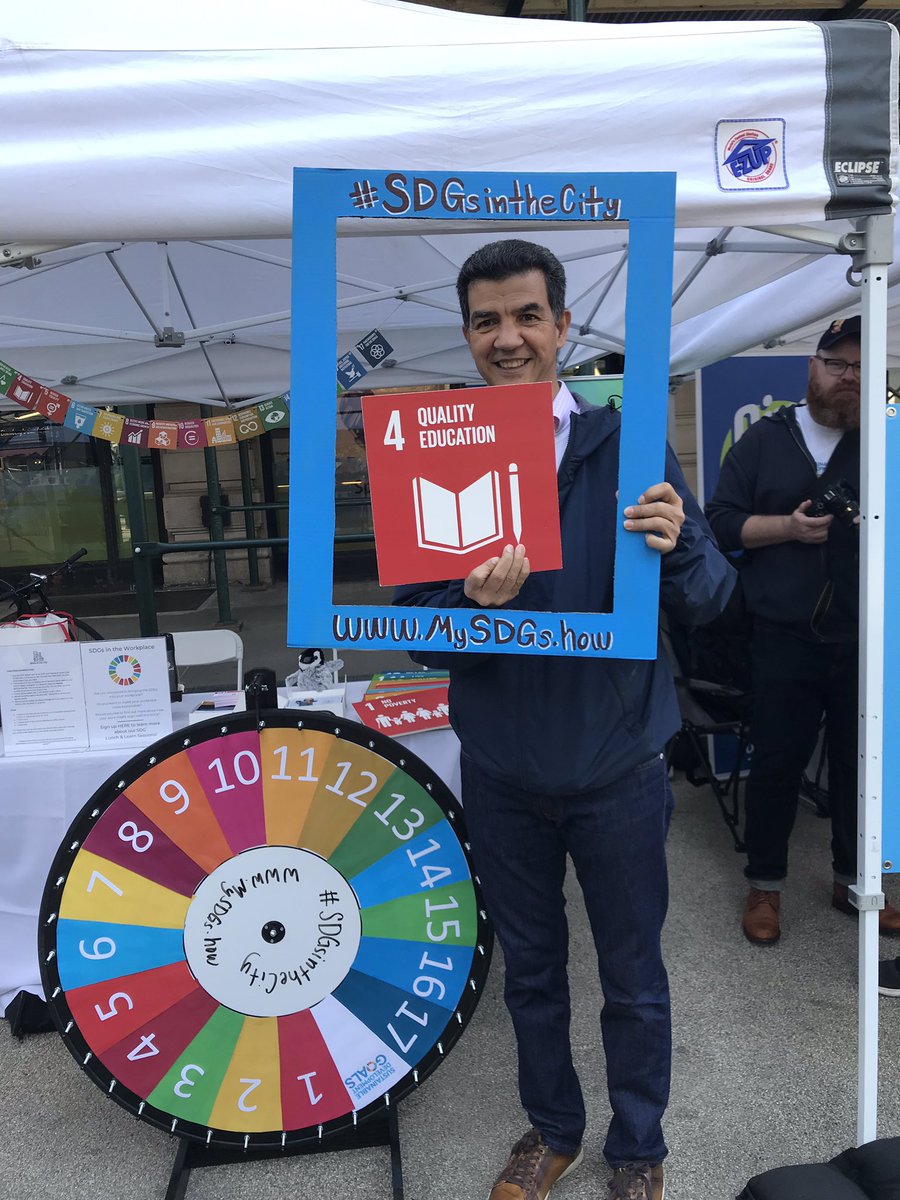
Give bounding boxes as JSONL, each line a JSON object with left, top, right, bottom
{"left": 394, "top": 403, "right": 736, "bottom": 795}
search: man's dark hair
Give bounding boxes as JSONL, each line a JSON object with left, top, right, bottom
{"left": 456, "top": 239, "right": 567, "bottom": 327}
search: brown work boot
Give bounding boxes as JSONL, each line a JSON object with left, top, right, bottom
{"left": 742, "top": 888, "right": 781, "bottom": 944}
{"left": 607, "top": 1161, "right": 666, "bottom": 1200}
{"left": 832, "top": 882, "right": 900, "bottom": 936}
{"left": 488, "top": 1128, "right": 583, "bottom": 1200}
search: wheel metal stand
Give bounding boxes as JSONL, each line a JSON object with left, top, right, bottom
{"left": 164, "top": 1105, "right": 404, "bottom": 1200}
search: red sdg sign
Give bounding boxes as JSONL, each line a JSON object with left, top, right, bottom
{"left": 362, "top": 383, "right": 562, "bottom": 586}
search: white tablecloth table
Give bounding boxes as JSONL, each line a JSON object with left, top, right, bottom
{"left": 0, "top": 684, "right": 460, "bottom": 1014}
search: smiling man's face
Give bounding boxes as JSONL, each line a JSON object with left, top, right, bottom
{"left": 463, "top": 269, "right": 571, "bottom": 394}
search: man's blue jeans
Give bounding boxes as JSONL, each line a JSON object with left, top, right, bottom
{"left": 460, "top": 751, "right": 672, "bottom": 1168}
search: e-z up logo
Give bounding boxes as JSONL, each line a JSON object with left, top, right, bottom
{"left": 348, "top": 173, "right": 623, "bottom": 221}
{"left": 715, "top": 120, "right": 787, "bottom": 192}
{"left": 722, "top": 130, "right": 777, "bottom": 183}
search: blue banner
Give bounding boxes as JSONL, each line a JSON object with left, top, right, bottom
{"left": 697, "top": 356, "right": 808, "bottom": 503}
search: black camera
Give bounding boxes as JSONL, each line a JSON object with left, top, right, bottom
{"left": 808, "top": 479, "right": 859, "bottom": 527}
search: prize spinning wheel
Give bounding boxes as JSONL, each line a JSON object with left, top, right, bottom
{"left": 39, "top": 711, "right": 491, "bottom": 1149}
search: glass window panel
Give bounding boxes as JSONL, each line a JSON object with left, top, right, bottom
{"left": 0, "top": 418, "right": 106, "bottom": 567}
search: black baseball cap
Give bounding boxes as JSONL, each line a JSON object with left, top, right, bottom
{"left": 817, "top": 315, "right": 861, "bottom": 351}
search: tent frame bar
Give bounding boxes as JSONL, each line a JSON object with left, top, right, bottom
{"left": 752, "top": 223, "right": 848, "bottom": 251}
{"left": 672, "top": 227, "right": 733, "bottom": 307}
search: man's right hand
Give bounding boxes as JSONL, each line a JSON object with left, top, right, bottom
{"left": 464, "top": 543, "right": 530, "bottom": 607}
{"left": 787, "top": 499, "right": 833, "bottom": 543}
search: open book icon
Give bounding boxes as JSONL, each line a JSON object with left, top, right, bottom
{"left": 413, "top": 471, "right": 503, "bottom": 553}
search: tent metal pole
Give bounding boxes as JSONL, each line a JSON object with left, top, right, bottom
{"left": 855, "top": 210, "right": 893, "bottom": 1145}
{"left": 180, "top": 311, "right": 290, "bottom": 341}
{"left": 0, "top": 242, "right": 126, "bottom": 284}
{"left": 0, "top": 243, "right": 71, "bottom": 264}
{"left": 672, "top": 240, "right": 830, "bottom": 255}
{"left": 750, "top": 224, "right": 845, "bottom": 252}
{"left": 160, "top": 241, "right": 173, "bottom": 334}
{"left": 237, "top": 439, "right": 261, "bottom": 588}
{"left": 201, "top": 405, "right": 236, "bottom": 629}
{"left": 0, "top": 313, "right": 154, "bottom": 340}
{"left": 105, "top": 251, "right": 164, "bottom": 339}
{"left": 192, "top": 240, "right": 292, "bottom": 269}
{"left": 672, "top": 228, "right": 732, "bottom": 308}
{"left": 575, "top": 249, "right": 627, "bottom": 332}
{"left": 121, "top": 444, "right": 158, "bottom": 638}
{"left": 564, "top": 246, "right": 628, "bottom": 367}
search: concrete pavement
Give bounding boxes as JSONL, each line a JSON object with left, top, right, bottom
{"left": 3, "top": 580, "right": 900, "bottom": 1198}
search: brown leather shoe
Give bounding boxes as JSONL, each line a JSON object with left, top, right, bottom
{"left": 489, "top": 1128, "right": 583, "bottom": 1200}
{"left": 607, "top": 1161, "right": 666, "bottom": 1199}
{"left": 742, "top": 888, "right": 781, "bottom": 944}
{"left": 832, "top": 882, "right": 900, "bottom": 936}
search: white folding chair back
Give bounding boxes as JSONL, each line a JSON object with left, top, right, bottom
{"left": 171, "top": 629, "right": 244, "bottom": 690}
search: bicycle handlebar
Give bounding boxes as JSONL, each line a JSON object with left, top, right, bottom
{"left": 0, "top": 548, "right": 89, "bottom": 604}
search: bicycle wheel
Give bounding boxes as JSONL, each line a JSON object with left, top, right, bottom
{"left": 39, "top": 710, "right": 491, "bottom": 1148}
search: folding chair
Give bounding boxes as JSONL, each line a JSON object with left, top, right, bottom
{"left": 170, "top": 629, "right": 244, "bottom": 690}
{"left": 662, "top": 613, "right": 753, "bottom": 852}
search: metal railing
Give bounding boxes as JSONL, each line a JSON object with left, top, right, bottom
{"left": 132, "top": 529, "right": 375, "bottom": 636}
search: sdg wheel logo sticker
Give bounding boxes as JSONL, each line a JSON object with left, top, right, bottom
{"left": 39, "top": 711, "right": 491, "bottom": 1148}
{"left": 108, "top": 653, "right": 142, "bottom": 686}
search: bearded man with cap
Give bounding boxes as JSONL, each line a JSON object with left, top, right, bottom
{"left": 707, "top": 315, "right": 900, "bottom": 944}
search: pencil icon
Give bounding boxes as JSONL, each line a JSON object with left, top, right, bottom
{"left": 509, "top": 463, "right": 522, "bottom": 543}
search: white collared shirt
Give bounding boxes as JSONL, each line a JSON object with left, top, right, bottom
{"left": 553, "top": 381, "right": 579, "bottom": 470}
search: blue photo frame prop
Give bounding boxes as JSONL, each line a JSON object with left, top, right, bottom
{"left": 289, "top": 168, "right": 676, "bottom": 659}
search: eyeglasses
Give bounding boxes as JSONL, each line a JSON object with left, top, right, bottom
{"left": 816, "top": 355, "right": 862, "bottom": 378}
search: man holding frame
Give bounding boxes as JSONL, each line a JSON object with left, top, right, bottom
{"left": 394, "top": 239, "right": 736, "bottom": 1200}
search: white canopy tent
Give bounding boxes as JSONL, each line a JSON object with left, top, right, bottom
{"left": 3, "top": 223, "right": 900, "bottom": 410}
{"left": 0, "top": 2, "right": 898, "bottom": 404}
{"left": 1, "top": 0, "right": 897, "bottom": 1145}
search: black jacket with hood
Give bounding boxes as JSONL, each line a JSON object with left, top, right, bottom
{"left": 705, "top": 403, "right": 859, "bottom": 643}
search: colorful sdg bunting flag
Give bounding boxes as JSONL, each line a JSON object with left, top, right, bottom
{"left": 0, "top": 360, "right": 290, "bottom": 449}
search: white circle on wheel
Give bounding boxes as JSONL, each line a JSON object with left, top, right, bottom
{"left": 182, "top": 845, "right": 361, "bottom": 1018}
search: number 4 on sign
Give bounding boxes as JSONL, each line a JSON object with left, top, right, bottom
{"left": 384, "top": 410, "right": 405, "bottom": 451}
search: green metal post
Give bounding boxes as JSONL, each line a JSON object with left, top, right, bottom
{"left": 201, "top": 408, "right": 234, "bottom": 626}
{"left": 121, "top": 444, "right": 158, "bottom": 637}
{"left": 237, "top": 438, "right": 260, "bottom": 587}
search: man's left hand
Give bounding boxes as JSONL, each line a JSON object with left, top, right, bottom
{"left": 624, "top": 482, "right": 684, "bottom": 554}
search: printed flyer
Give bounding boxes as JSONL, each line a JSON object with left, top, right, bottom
{"left": 80, "top": 638, "right": 173, "bottom": 749}
{"left": 0, "top": 641, "right": 88, "bottom": 755}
